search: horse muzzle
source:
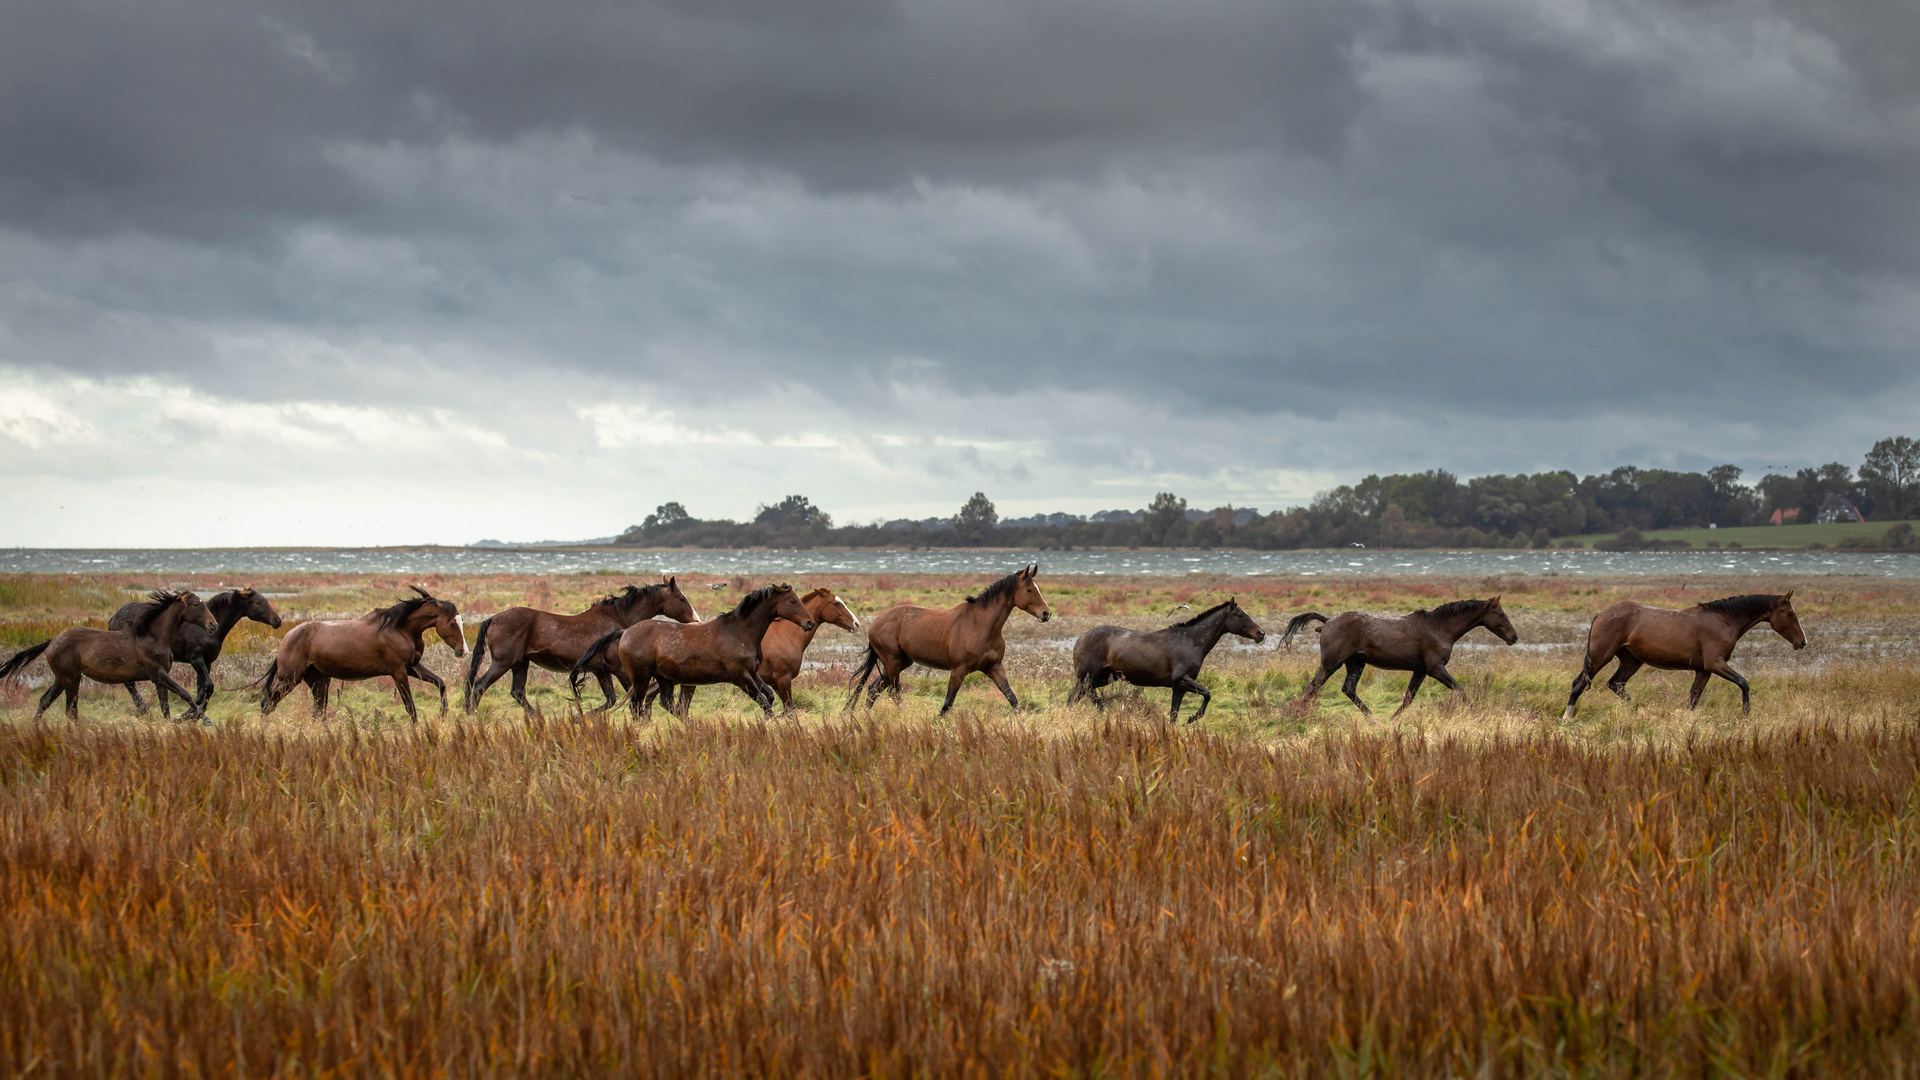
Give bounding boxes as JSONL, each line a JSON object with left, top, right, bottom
{"left": 802, "top": 620, "right": 816, "bottom": 631}
{"left": 1040, "top": 611, "right": 1052, "bottom": 622}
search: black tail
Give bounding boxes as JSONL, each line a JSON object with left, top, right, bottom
{"left": 570, "top": 630, "right": 623, "bottom": 695}
{"left": 1279, "top": 612, "right": 1329, "bottom": 650}
{"left": 844, "top": 645, "right": 881, "bottom": 711}
{"left": 464, "top": 617, "right": 493, "bottom": 709}
{"left": 0, "top": 640, "right": 51, "bottom": 683}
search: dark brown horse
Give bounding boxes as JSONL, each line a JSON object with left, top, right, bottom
{"left": 0, "top": 591, "right": 217, "bottom": 722}
{"left": 464, "top": 579, "right": 701, "bottom": 715}
{"left": 570, "top": 584, "right": 814, "bottom": 720}
{"left": 108, "top": 586, "right": 283, "bottom": 712}
{"left": 1068, "top": 598, "right": 1266, "bottom": 722}
{"left": 1563, "top": 593, "right": 1805, "bottom": 718}
{"left": 847, "top": 565, "right": 1051, "bottom": 714}
{"left": 1283, "top": 597, "right": 1518, "bottom": 717}
{"left": 649, "top": 585, "right": 861, "bottom": 714}
{"left": 260, "top": 586, "right": 465, "bottom": 722}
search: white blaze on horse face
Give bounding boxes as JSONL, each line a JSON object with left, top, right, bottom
{"left": 838, "top": 598, "right": 860, "bottom": 629}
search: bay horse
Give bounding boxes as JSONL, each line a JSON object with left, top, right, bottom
{"left": 1067, "top": 598, "right": 1266, "bottom": 722}
{"left": 1282, "top": 597, "right": 1518, "bottom": 717}
{"left": 0, "top": 591, "right": 217, "bottom": 722}
{"left": 259, "top": 586, "right": 464, "bottom": 722}
{"left": 570, "top": 583, "right": 814, "bottom": 720}
{"left": 1562, "top": 593, "right": 1805, "bottom": 719}
{"left": 847, "top": 564, "right": 1051, "bottom": 714}
{"left": 464, "top": 579, "right": 701, "bottom": 715}
{"left": 108, "top": 586, "right": 283, "bottom": 712}
{"left": 648, "top": 585, "right": 861, "bottom": 714}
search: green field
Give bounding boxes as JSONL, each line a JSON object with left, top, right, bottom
{"left": 1565, "top": 518, "right": 1919, "bottom": 550}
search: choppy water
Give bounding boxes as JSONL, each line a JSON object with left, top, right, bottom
{"left": 2, "top": 547, "right": 1915, "bottom": 577}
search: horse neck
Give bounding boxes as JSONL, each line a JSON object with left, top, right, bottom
{"left": 401, "top": 607, "right": 442, "bottom": 644}
{"left": 1432, "top": 605, "right": 1489, "bottom": 644}
{"left": 732, "top": 598, "right": 787, "bottom": 641}
{"left": 143, "top": 601, "right": 187, "bottom": 644}
{"left": 961, "top": 589, "right": 1018, "bottom": 636}
{"left": 1175, "top": 608, "right": 1235, "bottom": 653}
{"left": 207, "top": 594, "right": 247, "bottom": 643}
{"left": 1713, "top": 606, "right": 1772, "bottom": 638}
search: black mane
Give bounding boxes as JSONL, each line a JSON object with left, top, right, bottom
{"left": 732, "top": 583, "right": 787, "bottom": 618}
{"left": 122, "top": 590, "right": 184, "bottom": 636}
{"left": 966, "top": 569, "right": 1026, "bottom": 605}
{"left": 593, "top": 584, "right": 654, "bottom": 608}
{"left": 1174, "top": 599, "right": 1237, "bottom": 627}
{"left": 1423, "top": 599, "right": 1490, "bottom": 621}
{"left": 369, "top": 587, "right": 439, "bottom": 631}
{"left": 1700, "top": 593, "right": 1781, "bottom": 621}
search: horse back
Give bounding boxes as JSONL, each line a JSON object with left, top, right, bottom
{"left": 623, "top": 620, "right": 751, "bottom": 683}
{"left": 1598, "top": 602, "right": 1718, "bottom": 668}
{"left": 1072, "top": 625, "right": 1128, "bottom": 675}
{"left": 280, "top": 619, "right": 414, "bottom": 678}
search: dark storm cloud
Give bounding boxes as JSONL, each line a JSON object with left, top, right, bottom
{"left": 2, "top": 0, "right": 1917, "bottom": 450}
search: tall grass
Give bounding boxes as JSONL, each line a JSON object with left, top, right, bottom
{"left": 4, "top": 715, "right": 1920, "bottom": 1075}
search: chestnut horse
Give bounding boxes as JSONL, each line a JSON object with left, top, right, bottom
{"left": 649, "top": 586, "right": 861, "bottom": 714}
{"left": 260, "top": 586, "right": 465, "bottom": 722}
{"left": 1563, "top": 593, "right": 1805, "bottom": 718}
{"left": 0, "top": 591, "right": 217, "bottom": 722}
{"left": 1282, "top": 597, "right": 1518, "bottom": 717}
{"left": 109, "top": 586, "right": 283, "bottom": 712}
{"left": 1068, "top": 598, "right": 1266, "bottom": 722}
{"left": 464, "top": 579, "right": 701, "bottom": 715}
{"left": 847, "top": 565, "right": 1051, "bottom": 714}
{"left": 570, "top": 583, "right": 814, "bottom": 720}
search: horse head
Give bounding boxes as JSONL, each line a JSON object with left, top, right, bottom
{"left": 181, "top": 591, "right": 217, "bottom": 633}
{"left": 770, "top": 584, "right": 816, "bottom": 632}
{"left": 1014, "top": 564, "right": 1051, "bottom": 623}
{"left": 1481, "top": 595, "right": 1519, "bottom": 645}
{"left": 407, "top": 585, "right": 466, "bottom": 657}
{"left": 1222, "top": 598, "right": 1265, "bottom": 643}
{"left": 239, "top": 587, "right": 284, "bottom": 629}
{"left": 659, "top": 576, "right": 702, "bottom": 623}
{"left": 1769, "top": 592, "right": 1807, "bottom": 650}
{"left": 804, "top": 587, "right": 860, "bottom": 632}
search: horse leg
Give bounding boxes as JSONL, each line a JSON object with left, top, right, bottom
{"left": 154, "top": 669, "right": 204, "bottom": 721}
{"left": 1706, "top": 660, "right": 1751, "bottom": 714}
{"left": 1563, "top": 653, "right": 1609, "bottom": 721}
{"left": 1607, "top": 651, "right": 1644, "bottom": 702}
{"left": 1390, "top": 670, "right": 1427, "bottom": 719}
{"left": 938, "top": 668, "right": 970, "bottom": 715}
{"left": 1339, "top": 659, "right": 1372, "bottom": 716}
{"left": 1687, "top": 670, "right": 1712, "bottom": 709}
{"left": 467, "top": 658, "right": 515, "bottom": 713}
{"left": 771, "top": 674, "right": 795, "bottom": 713}
{"left": 985, "top": 661, "right": 1018, "bottom": 710}
{"left": 306, "top": 673, "right": 331, "bottom": 717}
{"left": 509, "top": 661, "right": 533, "bottom": 717}
{"left": 633, "top": 671, "right": 656, "bottom": 721}
{"left": 1297, "top": 657, "right": 1342, "bottom": 710}
{"left": 735, "top": 676, "right": 773, "bottom": 717}
{"left": 191, "top": 658, "right": 214, "bottom": 712}
{"left": 33, "top": 680, "right": 64, "bottom": 721}
{"left": 1174, "top": 676, "right": 1211, "bottom": 723}
{"left": 595, "top": 672, "right": 621, "bottom": 714}
{"left": 390, "top": 671, "right": 420, "bottom": 723}
{"left": 127, "top": 683, "right": 151, "bottom": 717}
{"left": 677, "top": 685, "right": 697, "bottom": 718}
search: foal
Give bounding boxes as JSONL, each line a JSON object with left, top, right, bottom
{"left": 1283, "top": 597, "right": 1518, "bottom": 717}
{"left": 1069, "top": 599, "right": 1266, "bottom": 722}
{"left": 0, "top": 591, "right": 217, "bottom": 722}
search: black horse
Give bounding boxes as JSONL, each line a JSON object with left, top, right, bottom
{"left": 1282, "top": 597, "right": 1518, "bottom": 717}
{"left": 108, "top": 586, "right": 284, "bottom": 712}
{"left": 1068, "top": 599, "right": 1267, "bottom": 722}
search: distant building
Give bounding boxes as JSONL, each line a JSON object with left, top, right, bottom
{"left": 1769, "top": 507, "right": 1801, "bottom": 525}
{"left": 1816, "top": 495, "right": 1866, "bottom": 524}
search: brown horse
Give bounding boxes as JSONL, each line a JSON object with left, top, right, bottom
{"left": 260, "top": 586, "right": 465, "bottom": 722}
{"left": 650, "top": 586, "right": 861, "bottom": 714}
{"left": 1282, "top": 597, "right": 1518, "bottom": 717}
{"left": 464, "top": 579, "right": 701, "bottom": 715}
{"left": 847, "top": 565, "right": 1051, "bottom": 714}
{"left": 1068, "top": 598, "right": 1266, "bottom": 722}
{"left": 1562, "top": 593, "right": 1805, "bottom": 719}
{"left": 570, "top": 583, "right": 814, "bottom": 720}
{"left": 109, "top": 586, "right": 283, "bottom": 712}
{"left": 0, "top": 591, "right": 217, "bottom": 722}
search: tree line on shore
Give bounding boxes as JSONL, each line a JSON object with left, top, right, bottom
{"left": 614, "top": 437, "right": 1920, "bottom": 551}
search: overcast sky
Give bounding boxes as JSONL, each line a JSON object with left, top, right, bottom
{"left": 2, "top": 0, "right": 1917, "bottom": 545}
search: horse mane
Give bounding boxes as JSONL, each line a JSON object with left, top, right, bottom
{"left": 122, "top": 590, "right": 184, "bottom": 635}
{"left": 731, "top": 584, "right": 787, "bottom": 618}
{"left": 1423, "top": 599, "right": 1490, "bottom": 621}
{"left": 593, "top": 584, "right": 651, "bottom": 608}
{"left": 1699, "top": 594, "right": 1780, "bottom": 621}
{"left": 369, "top": 586, "right": 438, "bottom": 631}
{"left": 1174, "top": 599, "right": 1237, "bottom": 627}
{"left": 966, "top": 570, "right": 1026, "bottom": 605}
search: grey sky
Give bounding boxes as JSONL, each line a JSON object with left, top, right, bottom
{"left": 2, "top": 0, "right": 1916, "bottom": 545}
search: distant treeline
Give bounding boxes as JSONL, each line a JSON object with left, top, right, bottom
{"left": 615, "top": 437, "right": 1920, "bottom": 550}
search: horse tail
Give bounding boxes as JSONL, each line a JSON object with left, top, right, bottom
{"left": 570, "top": 630, "right": 622, "bottom": 696}
{"left": 0, "top": 640, "right": 51, "bottom": 683}
{"left": 844, "top": 645, "right": 881, "bottom": 711}
{"left": 1279, "top": 612, "right": 1329, "bottom": 650}
{"left": 464, "top": 617, "right": 493, "bottom": 708}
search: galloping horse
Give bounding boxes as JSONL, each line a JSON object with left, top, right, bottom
{"left": 1068, "top": 598, "right": 1266, "bottom": 722}
{"left": 570, "top": 584, "right": 814, "bottom": 720}
{"left": 1563, "top": 593, "right": 1805, "bottom": 718}
{"left": 648, "top": 585, "right": 860, "bottom": 714}
{"left": 260, "top": 586, "right": 464, "bottom": 722}
{"left": 848, "top": 565, "right": 1051, "bottom": 714}
{"left": 464, "top": 579, "right": 700, "bottom": 715}
{"left": 109, "top": 586, "right": 282, "bottom": 712}
{"left": 1283, "top": 597, "right": 1518, "bottom": 717}
{"left": 0, "top": 591, "right": 217, "bottom": 722}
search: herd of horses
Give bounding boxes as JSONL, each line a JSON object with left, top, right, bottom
{"left": 0, "top": 566, "right": 1808, "bottom": 725}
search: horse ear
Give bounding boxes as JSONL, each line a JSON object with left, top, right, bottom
{"left": 1781, "top": 590, "right": 1793, "bottom": 603}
